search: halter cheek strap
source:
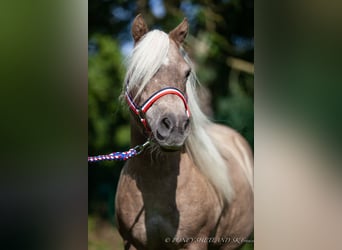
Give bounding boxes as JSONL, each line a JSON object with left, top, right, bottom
{"left": 125, "top": 87, "right": 191, "bottom": 132}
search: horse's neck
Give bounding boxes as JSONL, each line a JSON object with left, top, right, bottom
{"left": 129, "top": 118, "right": 181, "bottom": 175}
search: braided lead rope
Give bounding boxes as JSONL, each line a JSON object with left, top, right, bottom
{"left": 88, "top": 140, "right": 150, "bottom": 162}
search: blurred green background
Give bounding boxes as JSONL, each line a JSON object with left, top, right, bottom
{"left": 88, "top": 0, "right": 253, "bottom": 249}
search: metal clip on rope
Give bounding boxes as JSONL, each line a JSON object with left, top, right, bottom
{"left": 133, "top": 140, "right": 150, "bottom": 155}
{"left": 88, "top": 140, "right": 150, "bottom": 162}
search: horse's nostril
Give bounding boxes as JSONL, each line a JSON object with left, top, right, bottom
{"left": 162, "top": 117, "right": 171, "bottom": 130}
{"left": 183, "top": 118, "right": 190, "bottom": 130}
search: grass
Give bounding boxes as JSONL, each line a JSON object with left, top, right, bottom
{"left": 88, "top": 215, "right": 123, "bottom": 250}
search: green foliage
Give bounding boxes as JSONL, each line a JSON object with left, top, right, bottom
{"left": 88, "top": 35, "right": 129, "bottom": 154}
{"left": 216, "top": 71, "right": 254, "bottom": 148}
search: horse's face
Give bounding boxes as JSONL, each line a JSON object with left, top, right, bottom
{"left": 143, "top": 40, "right": 191, "bottom": 150}
{"left": 132, "top": 15, "right": 191, "bottom": 151}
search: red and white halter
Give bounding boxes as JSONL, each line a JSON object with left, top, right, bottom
{"left": 125, "top": 86, "right": 191, "bottom": 132}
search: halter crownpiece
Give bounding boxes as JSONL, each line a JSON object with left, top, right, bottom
{"left": 125, "top": 86, "right": 191, "bottom": 132}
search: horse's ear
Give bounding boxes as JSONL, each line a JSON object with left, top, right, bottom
{"left": 132, "top": 14, "right": 149, "bottom": 44}
{"left": 169, "top": 18, "right": 188, "bottom": 45}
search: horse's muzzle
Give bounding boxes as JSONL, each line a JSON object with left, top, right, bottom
{"left": 154, "top": 113, "right": 190, "bottom": 150}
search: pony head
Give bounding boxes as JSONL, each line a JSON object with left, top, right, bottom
{"left": 125, "top": 15, "right": 192, "bottom": 151}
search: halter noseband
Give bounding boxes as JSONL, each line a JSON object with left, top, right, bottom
{"left": 125, "top": 86, "right": 191, "bottom": 132}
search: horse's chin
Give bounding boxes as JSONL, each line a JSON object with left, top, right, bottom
{"left": 152, "top": 130, "right": 187, "bottom": 152}
{"left": 160, "top": 145, "right": 183, "bottom": 152}
{"left": 154, "top": 140, "right": 185, "bottom": 152}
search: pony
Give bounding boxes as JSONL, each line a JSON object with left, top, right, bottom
{"left": 115, "top": 14, "right": 253, "bottom": 250}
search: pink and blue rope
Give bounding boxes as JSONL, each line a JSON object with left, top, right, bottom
{"left": 88, "top": 148, "right": 138, "bottom": 162}
{"left": 88, "top": 140, "right": 150, "bottom": 162}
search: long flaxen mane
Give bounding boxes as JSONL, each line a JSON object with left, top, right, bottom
{"left": 123, "top": 30, "right": 247, "bottom": 202}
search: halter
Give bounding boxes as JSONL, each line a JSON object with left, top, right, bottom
{"left": 88, "top": 86, "right": 190, "bottom": 163}
{"left": 125, "top": 86, "right": 191, "bottom": 132}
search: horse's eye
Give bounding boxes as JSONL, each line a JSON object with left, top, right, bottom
{"left": 185, "top": 70, "right": 191, "bottom": 81}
